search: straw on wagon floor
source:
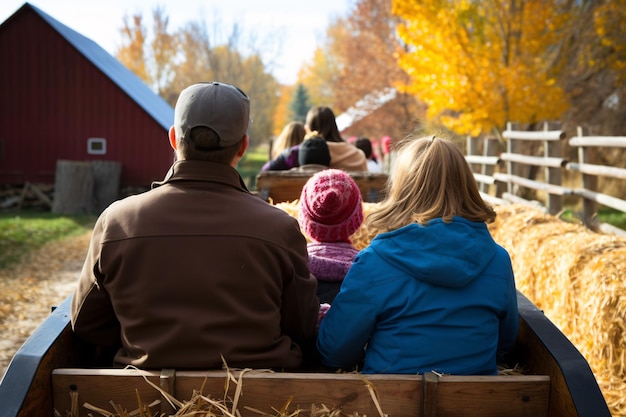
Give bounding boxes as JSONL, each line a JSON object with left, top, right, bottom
{"left": 61, "top": 364, "right": 385, "bottom": 417}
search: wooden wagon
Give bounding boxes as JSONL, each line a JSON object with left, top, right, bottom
{"left": 0, "top": 291, "right": 610, "bottom": 417}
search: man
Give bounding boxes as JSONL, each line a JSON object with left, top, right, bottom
{"left": 71, "top": 82, "right": 320, "bottom": 370}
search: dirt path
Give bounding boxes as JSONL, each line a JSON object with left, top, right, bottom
{"left": 0, "top": 230, "right": 92, "bottom": 379}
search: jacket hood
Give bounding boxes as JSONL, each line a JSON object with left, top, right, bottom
{"left": 368, "top": 217, "right": 497, "bottom": 288}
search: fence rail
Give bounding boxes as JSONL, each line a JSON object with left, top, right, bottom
{"left": 466, "top": 123, "right": 626, "bottom": 236}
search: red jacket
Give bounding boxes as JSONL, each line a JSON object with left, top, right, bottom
{"left": 71, "top": 160, "right": 319, "bottom": 370}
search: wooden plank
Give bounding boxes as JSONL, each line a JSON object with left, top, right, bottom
{"left": 473, "top": 173, "right": 496, "bottom": 185}
{"left": 28, "top": 183, "right": 53, "bottom": 207}
{"left": 54, "top": 370, "right": 422, "bottom": 416}
{"left": 571, "top": 188, "right": 626, "bottom": 212}
{"left": 503, "top": 130, "right": 565, "bottom": 141}
{"left": 501, "top": 193, "right": 548, "bottom": 211}
{"left": 479, "top": 192, "right": 510, "bottom": 206}
{"left": 160, "top": 368, "right": 176, "bottom": 415}
{"left": 493, "top": 173, "right": 573, "bottom": 196}
{"left": 178, "top": 371, "right": 422, "bottom": 416}
{"left": 52, "top": 369, "right": 163, "bottom": 416}
{"left": 568, "top": 136, "right": 626, "bottom": 148}
{"left": 464, "top": 155, "right": 500, "bottom": 166}
{"left": 256, "top": 171, "right": 388, "bottom": 203}
{"left": 52, "top": 368, "right": 554, "bottom": 417}
{"left": 499, "top": 153, "right": 566, "bottom": 168}
{"left": 598, "top": 222, "right": 626, "bottom": 237}
{"left": 435, "top": 375, "right": 550, "bottom": 417}
{"left": 565, "top": 162, "right": 626, "bottom": 180}
{"left": 422, "top": 371, "right": 439, "bottom": 417}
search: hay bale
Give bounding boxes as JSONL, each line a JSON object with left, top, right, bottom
{"left": 489, "top": 204, "right": 626, "bottom": 416}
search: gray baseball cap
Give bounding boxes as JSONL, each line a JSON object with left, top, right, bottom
{"left": 174, "top": 82, "right": 250, "bottom": 149}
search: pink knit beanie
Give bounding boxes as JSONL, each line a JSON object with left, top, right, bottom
{"left": 298, "top": 169, "right": 363, "bottom": 243}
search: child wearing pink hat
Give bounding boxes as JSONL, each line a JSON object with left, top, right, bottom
{"left": 298, "top": 169, "right": 364, "bottom": 304}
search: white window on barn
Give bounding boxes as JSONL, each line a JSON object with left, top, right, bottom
{"left": 87, "top": 137, "right": 107, "bottom": 155}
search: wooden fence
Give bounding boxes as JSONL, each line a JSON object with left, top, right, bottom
{"left": 466, "top": 122, "right": 626, "bottom": 236}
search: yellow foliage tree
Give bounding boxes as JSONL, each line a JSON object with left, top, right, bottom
{"left": 298, "top": 46, "right": 339, "bottom": 110}
{"left": 149, "top": 7, "right": 178, "bottom": 96}
{"left": 393, "top": 0, "right": 571, "bottom": 136}
{"left": 273, "top": 85, "right": 295, "bottom": 136}
{"left": 117, "top": 14, "right": 149, "bottom": 83}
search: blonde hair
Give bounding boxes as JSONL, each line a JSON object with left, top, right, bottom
{"left": 271, "top": 122, "right": 306, "bottom": 159}
{"left": 366, "top": 135, "right": 496, "bottom": 233}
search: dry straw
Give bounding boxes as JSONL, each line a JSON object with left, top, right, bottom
{"left": 69, "top": 362, "right": 385, "bottom": 417}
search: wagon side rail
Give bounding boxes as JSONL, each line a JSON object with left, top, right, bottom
{"left": 0, "top": 295, "right": 75, "bottom": 417}
{"left": 515, "top": 291, "right": 611, "bottom": 417}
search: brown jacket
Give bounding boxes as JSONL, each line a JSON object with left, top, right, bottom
{"left": 71, "top": 160, "right": 319, "bottom": 370}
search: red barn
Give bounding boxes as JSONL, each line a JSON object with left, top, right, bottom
{"left": 0, "top": 2, "right": 175, "bottom": 189}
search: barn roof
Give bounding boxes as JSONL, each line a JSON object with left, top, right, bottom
{"left": 21, "top": 2, "right": 174, "bottom": 130}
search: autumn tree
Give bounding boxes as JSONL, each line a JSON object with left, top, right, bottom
{"left": 115, "top": 7, "right": 280, "bottom": 146}
{"left": 298, "top": 46, "right": 339, "bottom": 109}
{"left": 307, "top": 0, "right": 423, "bottom": 143}
{"left": 556, "top": 0, "right": 626, "bottom": 136}
{"left": 117, "top": 14, "right": 149, "bottom": 82}
{"left": 272, "top": 84, "right": 295, "bottom": 136}
{"left": 393, "top": 0, "right": 572, "bottom": 137}
{"left": 148, "top": 6, "right": 178, "bottom": 96}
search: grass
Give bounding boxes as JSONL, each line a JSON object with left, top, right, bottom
{"left": 0, "top": 211, "right": 95, "bottom": 269}
{"left": 237, "top": 144, "right": 269, "bottom": 190}
{"left": 560, "top": 207, "right": 626, "bottom": 231}
{"left": 0, "top": 147, "right": 269, "bottom": 271}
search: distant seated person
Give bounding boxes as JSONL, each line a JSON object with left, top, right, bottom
{"left": 355, "top": 137, "right": 383, "bottom": 173}
{"left": 292, "top": 135, "right": 331, "bottom": 172}
{"left": 305, "top": 106, "right": 368, "bottom": 172}
{"left": 261, "top": 121, "right": 305, "bottom": 171}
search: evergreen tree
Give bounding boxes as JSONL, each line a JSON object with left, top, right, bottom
{"left": 289, "top": 84, "right": 311, "bottom": 123}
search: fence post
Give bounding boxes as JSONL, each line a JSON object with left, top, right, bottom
{"left": 483, "top": 136, "right": 501, "bottom": 195}
{"left": 466, "top": 136, "right": 487, "bottom": 192}
{"left": 466, "top": 135, "right": 480, "bottom": 173}
{"left": 505, "top": 122, "right": 513, "bottom": 196}
{"left": 544, "top": 122, "right": 563, "bottom": 215}
{"left": 577, "top": 126, "right": 599, "bottom": 230}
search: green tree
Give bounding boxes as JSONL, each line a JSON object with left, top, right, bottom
{"left": 288, "top": 84, "right": 310, "bottom": 123}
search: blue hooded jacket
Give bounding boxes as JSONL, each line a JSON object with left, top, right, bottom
{"left": 316, "top": 216, "right": 519, "bottom": 375}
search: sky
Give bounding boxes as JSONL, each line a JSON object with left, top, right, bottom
{"left": 0, "top": 0, "right": 352, "bottom": 85}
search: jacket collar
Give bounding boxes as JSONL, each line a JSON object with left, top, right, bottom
{"left": 151, "top": 160, "right": 250, "bottom": 193}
